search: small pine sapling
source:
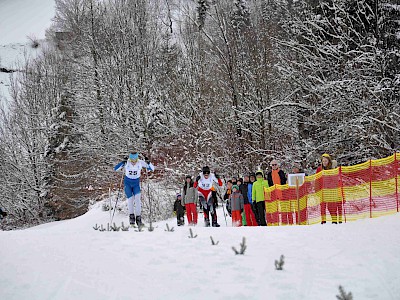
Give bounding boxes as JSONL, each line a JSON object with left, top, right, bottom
{"left": 232, "top": 237, "right": 247, "bottom": 255}
{"left": 93, "top": 224, "right": 100, "bottom": 230}
{"left": 188, "top": 228, "right": 198, "bottom": 238}
{"left": 110, "top": 222, "right": 121, "bottom": 231}
{"left": 165, "top": 223, "right": 174, "bottom": 232}
{"left": 99, "top": 224, "right": 106, "bottom": 232}
{"left": 275, "top": 255, "right": 285, "bottom": 270}
{"left": 148, "top": 224, "right": 155, "bottom": 232}
{"left": 336, "top": 285, "right": 353, "bottom": 300}
{"left": 121, "top": 222, "right": 130, "bottom": 231}
{"left": 210, "top": 236, "right": 219, "bottom": 245}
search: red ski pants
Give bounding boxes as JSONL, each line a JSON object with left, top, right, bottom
{"left": 231, "top": 210, "right": 242, "bottom": 227}
{"left": 244, "top": 204, "right": 258, "bottom": 226}
{"left": 185, "top": 203, "right": 198, "bottom": 225}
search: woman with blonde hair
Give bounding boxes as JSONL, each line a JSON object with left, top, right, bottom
{"left": 316, "top": 153, "right": 341, "bottom": 224}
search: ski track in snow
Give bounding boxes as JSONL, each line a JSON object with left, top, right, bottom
{"left": 1, "top": 202, "right": 400, "bottom": 300}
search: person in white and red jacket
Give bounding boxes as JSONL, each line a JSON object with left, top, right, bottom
{"left": 194, "top": 166, "right": 222, "bottom": 227}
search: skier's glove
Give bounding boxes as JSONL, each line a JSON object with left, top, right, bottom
{"left": 123, "top": 156, "right": 128, "bottom": 162}
{"left": 144, "top": 156, "right": 150, "bottom": 164}
{"left": 195, "top": 175, "right": 201, "bottom": 182}
{"left": 241, "top": 208, "right": 244, "bottom": 213}
{"left": 215, "top": 173, "right": 220, "bottom": 179}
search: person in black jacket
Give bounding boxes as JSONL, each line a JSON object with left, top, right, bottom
{"left": 173, "top": 194, "right": 186, "bottom": 226}
{"left": 267, "top": 159, "right": 287, "bottom": 186}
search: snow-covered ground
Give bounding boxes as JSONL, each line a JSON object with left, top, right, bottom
{"left": 1, "top": 201, "right": 399, "bottom": 300}
{"left": 0, "top": 0, "right": 55, "bottom": 105}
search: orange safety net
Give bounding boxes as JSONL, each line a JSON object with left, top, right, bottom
{"left": 263, "top": 153, "right": 400, "bottom": 226}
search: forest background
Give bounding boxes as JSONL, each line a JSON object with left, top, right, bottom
{"left": 0, "top": 0, "right": 398, "bottom": 227}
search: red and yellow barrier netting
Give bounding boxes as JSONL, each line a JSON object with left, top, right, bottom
{"left": 263, "top": 153, "right": 400, "bottom": 226}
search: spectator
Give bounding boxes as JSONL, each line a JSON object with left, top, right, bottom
{"left": 242, "top": 175, "right": 257, "bottom": 226}
{"left": 182, "top": 175, "right": 199, "bottom": 225}
{"left": 174, "top": 194, "right": 186, "bottom": 226}
{"left": 224, "top": 180, "right": 233, "bottom": 217}
{"left": 267, "top": 159, "right": 287, "bottom": 186}
{"left": 229, "top": 185, "right": 244, "bottom": 227}
{"left": 252, "top": 170, "right": 269, "bottom": 226}
{"left": 316, "top": 153, "right": 341, "bottom": 224}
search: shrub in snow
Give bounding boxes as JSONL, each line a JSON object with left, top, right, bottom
{"left": 275, "top": 255, "right": 285, "bottom": 270}
{"left": 165, "top": 223, "right": 174, "bottom": 232}
{"left": 336, "top": 286, "right": 353, "bottom": 300}
{"left": 121, "top": 222, "right": 129, "bottom": 231}
{"left": 210, "top": 236, "right": 219, "bottom": 245}
{"left": 232, "top": 237, "right": 247, "bottom": 255}
{"left": 110, "top": 223, "right": 121, "bottom": 231}
{"left": 188, "top": 228, "right": 198, "bottom": 238}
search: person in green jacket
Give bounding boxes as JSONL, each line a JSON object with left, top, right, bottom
{"left": 252, "top": 170, "right": 269, "bottom": 226}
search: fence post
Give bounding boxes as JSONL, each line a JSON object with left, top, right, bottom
{"left": 395, "top": 152, "right": 399, "bottom": 213}
{"left": 339, "top": 166, "right": 347, "bottom": 223}
{"left": 369, "top": 159, "right": 373, "bottom": 218}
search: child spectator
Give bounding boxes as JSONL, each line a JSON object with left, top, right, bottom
{"left": 224, "top": 180, "right": 233, "bottom": 217}
{"left": 182, "top": 176, "right": 199, "bottom": 225}
{"left": 252, "top": 170, "right": 269, "bottom": 226}
{"left": 174, "top": 194, "right": 186, "bottom": 226}
{"left": 229, "top": 185, "right": 244, "bottom": 227}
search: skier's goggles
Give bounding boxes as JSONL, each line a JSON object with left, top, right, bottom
{"left": 203, "top": 172, "right": 210, "bottom": 175}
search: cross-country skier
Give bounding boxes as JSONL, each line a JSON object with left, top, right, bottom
{"left": 194, "top": 166, "right": 223, "bottom": 227}
{"left": 114, "top": 153, "right": 154, "bottom": 227}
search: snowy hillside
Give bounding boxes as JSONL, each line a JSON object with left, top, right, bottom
{"left": 1, "top": 202, "right": 400, "bottom": 300}
{"left": 0, "top": 0, "right": 55, "bottom": 103}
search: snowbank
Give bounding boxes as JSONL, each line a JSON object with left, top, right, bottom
{"left": 1, "top": 201, "right": 399, "bottom": 300}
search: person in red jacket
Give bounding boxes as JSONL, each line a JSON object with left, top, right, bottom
{"left": 194, "top": 166, "right": 223, "bottom": 227}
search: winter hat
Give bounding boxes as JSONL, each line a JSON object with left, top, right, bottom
{"left": 185, "top": 175, "right": 192, "bottom": 179}
{"left": 255, "top": 170, "right": 264, "bottom": 177}
{"left": 321, "top": 153, "right": 331, "bottom": 160}
{"left": 202, "top": 166, "right": 210, "bottom": 174}
{"left": 176, "top": 193, "right": 182, "bottom": 199}
{"left": 232, "top": 185, "right": 239, "bottom": 191}
{"left": 129, "top": 153, "right": 139, "bottom": 161}
{"left": 249, "top": 172, "right": 256, "bottom": 178}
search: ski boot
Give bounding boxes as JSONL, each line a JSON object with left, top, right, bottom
{"left": 204, "top": 219, "right": 211, "bottom": 227}
{"left": 129, "top": 214, "right": 136, "bottom": 227}
{"left": 212, "top": 222, "right": 220, "bottom": 227}
{"left": 136, "top": 215, "right": 144, "bottom": 229}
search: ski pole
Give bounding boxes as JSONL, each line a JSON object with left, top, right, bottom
{"left": 215, "top": 179, "right": 228, "bottom": 226}
{"left": 147, "top": 166, "right": 153, "bottom": 229}
{"left": 108, "top": 183, "right": 112, "bottom": 223}
{"left": 111, "top": 170, "right": 125, "bottom": 224}
{"left": 140, "top": 153, "right": 153, "bottom": 229}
